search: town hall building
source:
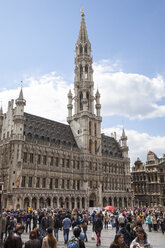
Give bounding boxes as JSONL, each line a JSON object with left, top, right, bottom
{"left": 0, "top": 11, "right": 131, "bottom": 210}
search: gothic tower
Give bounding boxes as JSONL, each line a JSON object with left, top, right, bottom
{"left": 67, "top": 10, "right": 102, "bottom": 155}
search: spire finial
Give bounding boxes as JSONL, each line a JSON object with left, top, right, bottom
{"left": 80, "top": 8, "right": 84, "bottom": 16}
{"left": 21, "top": 80, "right": 23, "bottom": 88}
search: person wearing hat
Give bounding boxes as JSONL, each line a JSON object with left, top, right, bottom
{"left": 41, "top": 227, "right": 57, "bottom": 248}
{"left": 4, "top": 223, "right": 25, "bottom": 248}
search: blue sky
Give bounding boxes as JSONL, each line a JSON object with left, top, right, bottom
{"left": 0, "top": 0, "right": 165, "bottom": 164}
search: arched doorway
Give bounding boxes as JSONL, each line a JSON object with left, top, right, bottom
{"left": 32, "top": 198, "right": 37, "bottom": 210}
{"left": 89, "top": 193, "right": 96, "bottom": 207}
{"left": 59, "top": 197, "right": 64, "bottom": 208}
{"left": 114, "top": 197, "right": 117, "bottom": 207}
{"left": 77, "top": 197, "right": 80, "bottom": 209}
{"left": 16, "top": 204, "right": 20, "bottom": 209}
{"left": 65, "top": 197, "right": 69, "bottom": 209}
{"left": 46, "top": 198, "right": 51, "bottom": 208}
{"left": 124, "top": 198, "right": 127, "bottom": 207}
{"left": 119, "top": 198, "right": 122, "bottom": 208}
{"left": 24, "top": 197, "right": 30, "bottom": 210}
{"left": 71, "top": 197, "right": 75, "bottom": 209}
{"left": 108, "top": 197, "right": 112, "bottom": 206}
{"left": 103, "top": 197, "right": 107, "bottom": 207}
{"left": 82, "top": 197, "right": 85, "bottom": 209}
{"left": 39, "top": 198, "right": 45, "bottom": 208}
{"left": 53, "top": 197, "right": 57, "bottom": 208}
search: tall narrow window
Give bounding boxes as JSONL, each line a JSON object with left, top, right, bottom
{"left": 23, "top": 153, "right": 27, "bottom": 163}
{"left": 30, "top": 153, "right": 33, "bottom": 163}
{"left": 50, "top": 157, "right": 53, "bottom": 166}
{"left": 55, "top": 179, "right": 58, "bottom": 188}
{"left": 86, "top": 92, "right": 89, "bottom": 109}
{"left": 42, "top": 178, "right": 46, "bottom": 188}
{"left": 84, "top": 44, "right": 87, "bottom": 54}
{"left": 28, "top": 177, "right": 32, "bottom": 187}
{"left": 50, "top": 178, "right": 53, "bottom": 189}
{"left": 67, "top": 180, "right": 70, "bottom": 189}
{"left": 43, "top": 155, "right": 47, "bottom": 165}
{"left": 21, "top": 176, "right": 26, "bottom": 187}
{"left": 56, "top": 157, "right": 59, "bottom": 167}
{"left": 66, "top": 159, "right": 70, "bottom": 168}
{"left": 80, "top": 92, "right": 83, "bottom": 110}
{"left": 85, "top": 65, "right": 88, "bottom": 79}
{"left": 89, "top": 121, "right": 91, "bottom": 135}
{"left": 80, "top": 65, "right": 83, "bottom": 80}
{"left": 37, "top": 155, "right": 41, "bottom": 164}
{"left": 89, "top": 139, "right": 92, "bottom": 153}
{"left": 62, "top": 158, "right": 65, "bottom": 167}
{"left": 94, "top": 123, "right": 97, "bottom": 136}
{"left": 62, "top": 179, "right": 65, "bottom": 189}
{"left": 36, "top": 177, "right": 40, "bottom": 188}
{"left": 79, "top": 44, "right": 83, "bottom": 54}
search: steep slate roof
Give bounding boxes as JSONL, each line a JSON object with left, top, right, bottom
{"left": 24, "top": 113, "right": 79, "bottom": 150}
{"left": 101, "top": 134, "right": 123, "bottom": 158}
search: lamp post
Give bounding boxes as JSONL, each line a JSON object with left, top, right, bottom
{"left": 0, "top": 182, "right": 4, "bottom": 246}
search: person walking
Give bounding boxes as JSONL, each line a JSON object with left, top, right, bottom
{"left": 110, "top": 233, "right": 127, "bottom": 248}
{"left": 146, "top": 214, "right": 152, "bottom": 232}
{"left": 93, "top": 213, "right": 103, "bottom": 246}
{"left": 130, "top": 227, "right": 151, "bottom": 248}
{"left": 63, "top": 214, "right": 71, "bottom": 244}
{"left": 4, "top": 224, "right": 25, "bottom": 248}
{"left": 41, "top": 227, "right": 57, "bottom": 248}
{"left": 25, "top": 230, "right": 41, "bottom": 248}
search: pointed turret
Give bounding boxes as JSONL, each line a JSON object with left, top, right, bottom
{"left": 16, "top": 88, "right": 26, "bottom": 106}
{"left": 67, "top": 90, "right": 73, "bottom": 119}
{"left": 0, "top": 106, "right": 3, "bottom": 116}
{"left": 120, "top": 128, "right": 128, "bottom": 158}
{"left": 78, "top": 10, "right": 89, "bottom": 44}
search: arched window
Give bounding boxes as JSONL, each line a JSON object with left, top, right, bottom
{"left": 89, "top": 121, "right": 91, "bottom": 135}
{"left": 94, "top": 123, "right": 97, "bottom": 136}
{"left": 95, "top": 140, "right": 97, "bottom": 154}
{"left": 55, "top": 179, "right": 58, "bottom": 188}
{"left": 80, "top": 92, "right": 83, "bottom": 110}
{"left": 79, "top": 44, "right": 83, "bottom": 54}
{"left": 80, "top": 65, "right": 83, "bottom": 79}
{"left": 85, "top": 65, "right": 88, "bottom": 79}
{"left": 86, "top": 92, "right": 89, "bottom": 109}
{"left": 84, "top": 44, "right": 87, "bottom": 54}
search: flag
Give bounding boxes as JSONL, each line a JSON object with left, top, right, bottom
{"left": 16, "top": 177, "right": 19, "bottom": 187}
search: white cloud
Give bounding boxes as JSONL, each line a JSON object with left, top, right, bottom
{"left": 102, "top": 126, "right": 165, "bottom": 165}
{"left": 93, "top": 60, "right": 165, "bottom": 119}
{"left": 0, "top": 72, "right": 73, "bottom": 122}
{"left": 0, "top": 63, "right": 164, "bottom": 165}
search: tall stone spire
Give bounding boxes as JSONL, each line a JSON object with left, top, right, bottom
{"left": 67, "top": 11, "right": 102, "bottom": 155}
{"left": 78, "top": 9, "right": 89, "bottom": 44}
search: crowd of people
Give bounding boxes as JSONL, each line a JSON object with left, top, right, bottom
{"left": 0, "top": 207, "right": 165, "bottom": 248}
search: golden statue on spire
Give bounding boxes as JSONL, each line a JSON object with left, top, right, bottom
{"left": 80, "top": 8, "right": 84, "bottom": 16}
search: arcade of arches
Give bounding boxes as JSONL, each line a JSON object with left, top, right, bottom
{"left": 12, "top": 193, "right": 131, "bottom": 210}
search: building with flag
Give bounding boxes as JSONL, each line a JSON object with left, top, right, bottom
{"left": 0, "top": 11, "right": 131, "bottom": 210}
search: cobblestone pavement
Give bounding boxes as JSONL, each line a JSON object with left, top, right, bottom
{"left": 20, "top": 224, "right": 164, "bottom": 248}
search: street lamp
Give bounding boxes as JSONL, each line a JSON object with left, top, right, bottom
{"left": 0, "top": 182, "right": 4, "bottom": 246}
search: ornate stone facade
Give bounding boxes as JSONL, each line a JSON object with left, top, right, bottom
{"left": 0, "top": 12, "right": 132, "bottom": 210}
{"left": 131, "top": 152, "right": 165, "bottom": 207}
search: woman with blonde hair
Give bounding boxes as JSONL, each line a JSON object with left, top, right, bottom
{"left": 42, "top": 227, "right": 57, "bottom": 248}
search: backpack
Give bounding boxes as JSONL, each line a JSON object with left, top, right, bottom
{"left": 68, "top": 237, "right": 79, "bottom": 248}
{"left": 82, "top": 221, "right": 87, "bottom": 229}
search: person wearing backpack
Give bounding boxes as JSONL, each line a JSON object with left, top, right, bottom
{"left": 54, "top": 214, "right": 61, "bottom": 241}
{"left": 68, "top": 226, "right": 85, "bottom": 248}
{"left": 81, "top": 215, "right": 88, "bottom": 242}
